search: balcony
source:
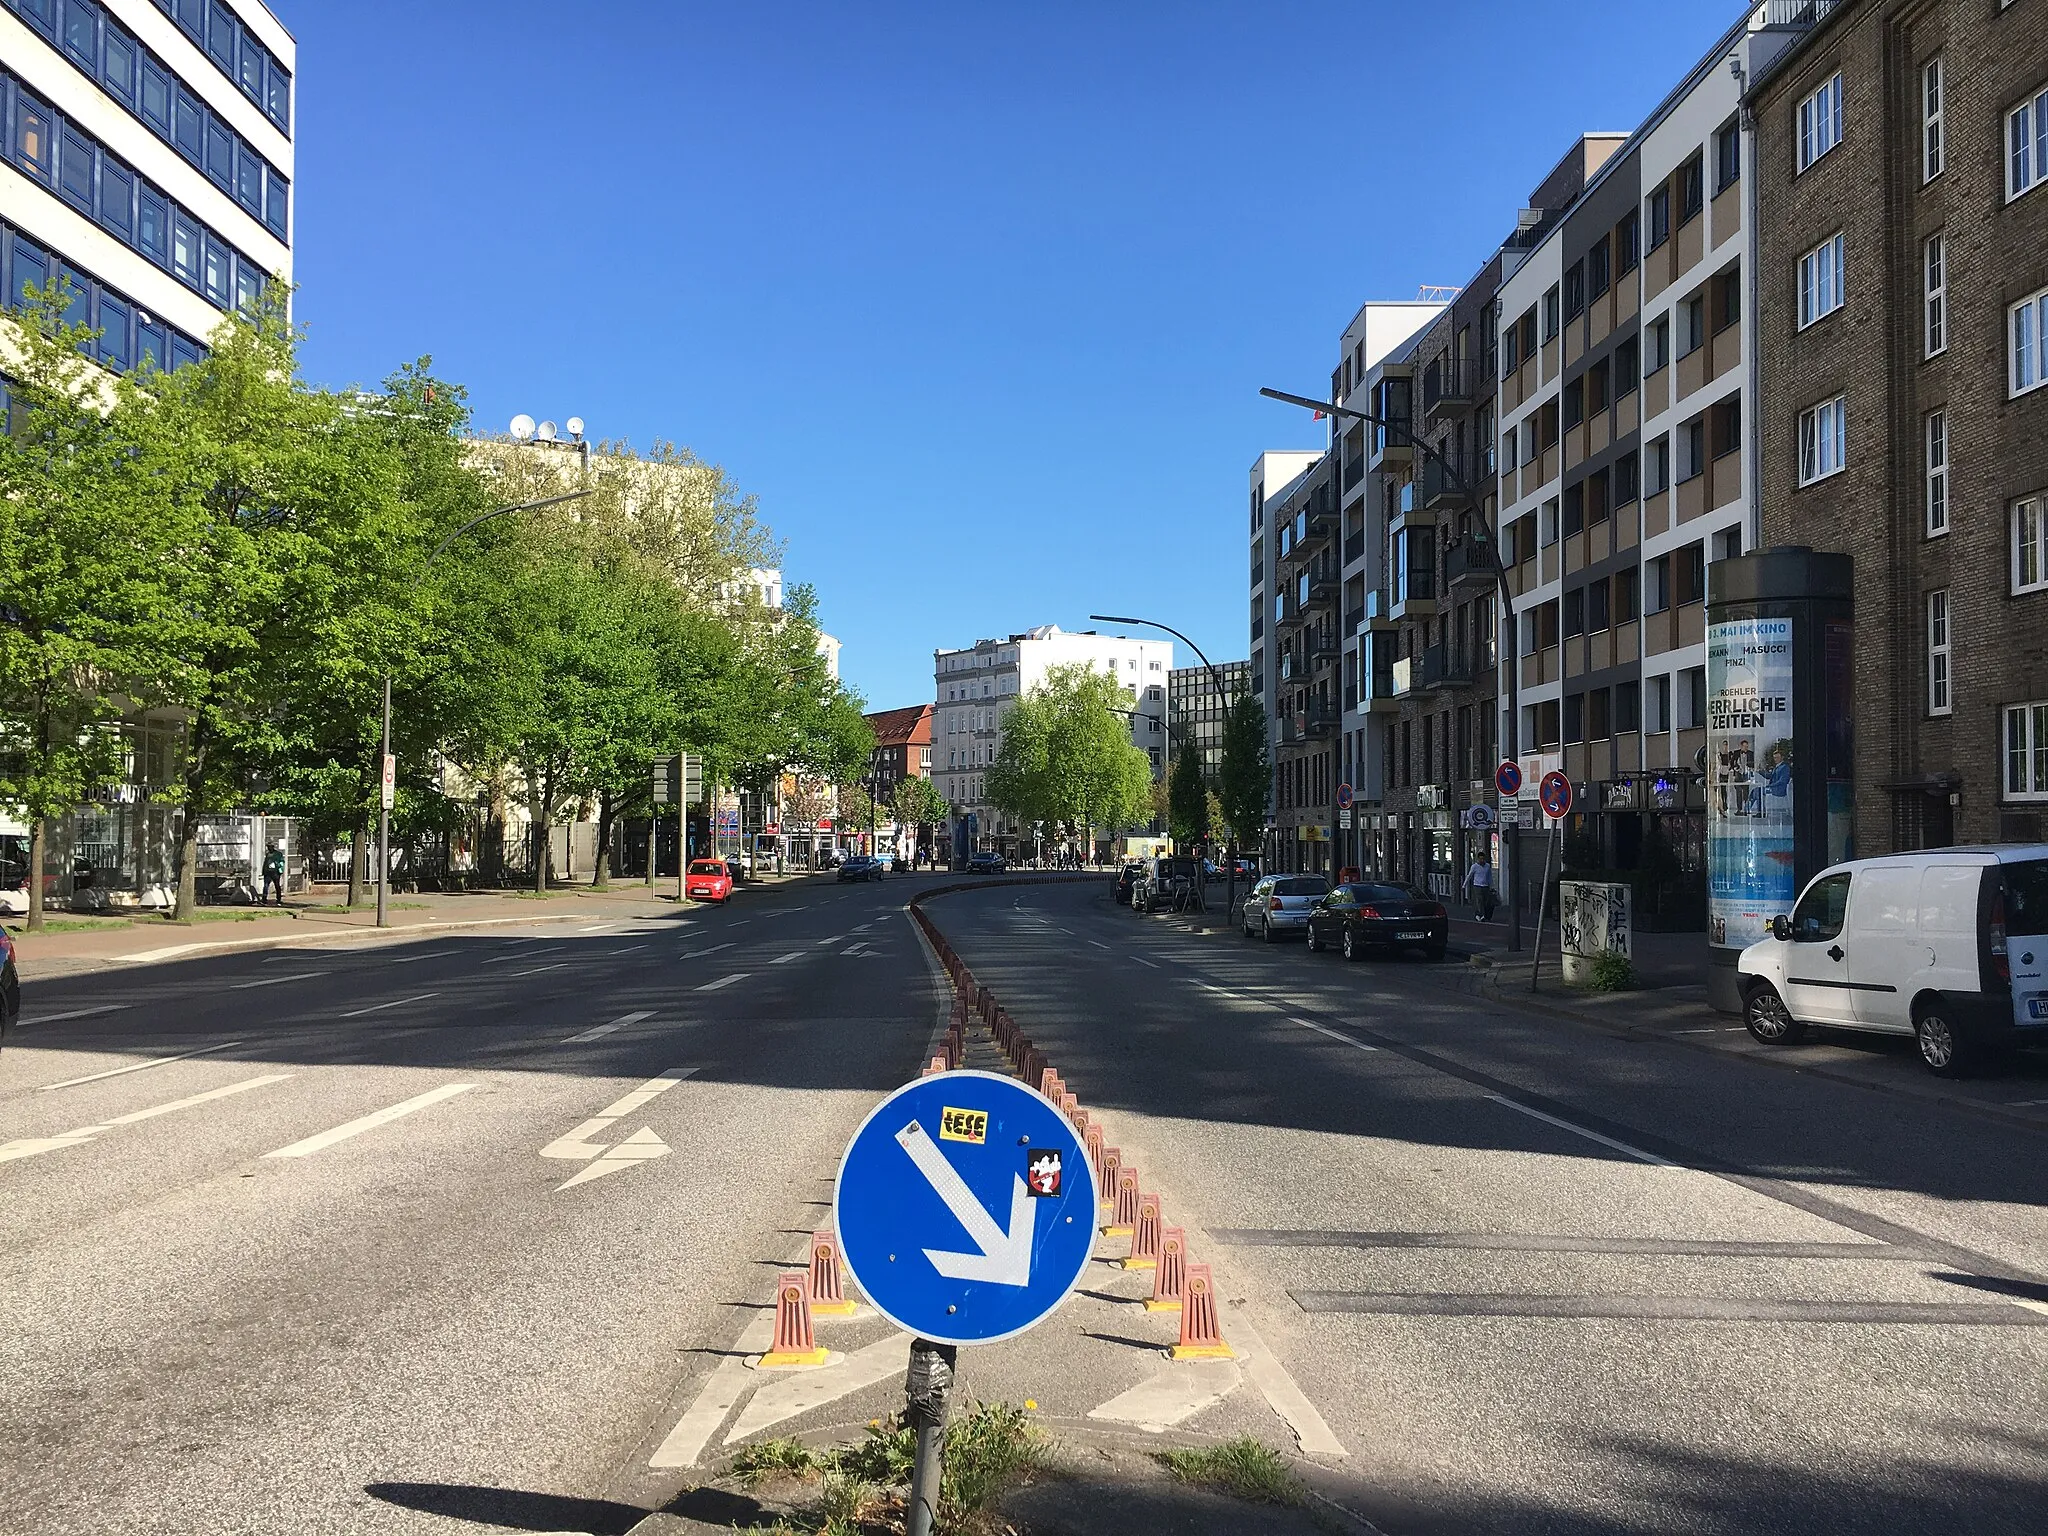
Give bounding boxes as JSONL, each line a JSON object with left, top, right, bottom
{"left": 1302, "top": 574, "right": 1339, "bottom": 609}
{"left": 1308, "top": 630, "right": 1341, "bottom": 665}
{"left": 1421, "top": 451, "right": 1479, "bottom": 510}
{"left": 1420, "top": 643, "right": 1474, "bottom": 692}
{"left": 1291, "top": 505, "right": 1338, "bottom": 558}
{"left": 1341, "top": 450, "right": 1365, "bottom": 491}
{"left": 1445, "top": 536, "right": 1498, "bottom": 591}
{"left": 1389, "top": 572, "right": 1437, "bottom": 623}
{"left": 1422, "top": 356, "right": 1478, "bottom": 416}
{"left": 1295, "top": 701, "right": 1340, "bottom": 738}
{"left": 1369, "top": 417, "right": 1414, "bottom": 469}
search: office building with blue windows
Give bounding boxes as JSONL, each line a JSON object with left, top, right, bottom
{"left": 0, "top": 0, "right": 291, "bottom": 375}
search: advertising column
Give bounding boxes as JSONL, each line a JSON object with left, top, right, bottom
{"left": 1703, "top": 548, "right": 1854, "bottom": 1012}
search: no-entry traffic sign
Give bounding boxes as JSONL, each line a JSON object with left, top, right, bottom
{"left": 834, "top": 1070, "right": 1096, "bottom": 1346}
{"left": 1495, "top": 759, "right": 1522, "bottom": 799}
{"left": 1539, "top": 770, "right": 1574, "bottom": 820}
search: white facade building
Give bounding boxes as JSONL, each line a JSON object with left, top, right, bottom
{"left": 933, "top": 625, "right": 1172, "bottom": 854}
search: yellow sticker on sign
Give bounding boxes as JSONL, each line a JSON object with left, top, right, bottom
{"left": 939, "top": 1107, "right": 988, "bottom": 1144}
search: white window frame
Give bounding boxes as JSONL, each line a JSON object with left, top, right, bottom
{"left": 2016, "top": 494, "right": 2048, "bottom": 594}
{"left": 1798, "top": 233, "right": 1845, "bottom": 329}
{"left": 1924, "top": 232, "right": 1946, "bottom": 357}
{"left": 1926, "top": 588, "right": 1951, "bottom": 716}
{"left": 1797, "top": 73, "right": 1844, "bottom": 172}
{"left": 1923, "top": 56, "right": 1945, "bottom": 181}
{"left": 2012, "top": 285, "right": 2048, "bottom": 397}
{"left": 1798, "top": 396, "right": 1848, "bottom": 486}
{"left": 2006, "top": 700, "right": 2048, "bottom": 802}
{"left": 2008, "top": 83, "right": 2048, "bottom": 202}
{"left": 1925, "top": 409, "right": 1948, "bottom": 537}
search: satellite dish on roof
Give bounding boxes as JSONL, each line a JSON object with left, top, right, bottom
{"left": 537, "top": 420, "right": 558, "bottom": 442}
{"left": 566, "top": 416, "right": 585, "bottom": 439}
{"left": 509, "top": 413, "right": 535, "bottom": 441}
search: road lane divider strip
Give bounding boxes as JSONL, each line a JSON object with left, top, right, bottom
{"left": 1485, "top": 1094, "right": 1676, "bottom": 1168}
{"left": 507, "top": 963, "right": 568, "bottom": 977}
{"left": 17, "top": 1003, "right": 133, "bottom": 1028}
{"left": 482, "top": 946, "right": 563, "bottom": 965}
{"left": 384, "top": 949, "right": 460, "bottom": 965}
{"left": 680, "top": 942, "right": 735, "bottom": 959}
{"left": 770, "top": 951, "right": 807, "bottom": 965}
{"left": 606, "top": 944, "right": 648, "bottom": 955}
{"left": 229, "top": 971, "right": 330, "bottom": 990}
{"left": 696, "top": 973, "right": 748, "bottom": 992}
{"left": 38, "top": 1040, "right": 245, "bottom": 1091}
{"left": 1290, "top": 1017, "right": 1379, "bottom": 1053}
{"left": 263, "top": 1082, "right": 477, "bottom": 1159}
{"left": 561, "top": 1010, "right": 655, "bottom": 1044}
{"left": 1, "top": 1073, "right": 293, "bottom": 1164}
{"left": 339, "top": 993, "right": 440, "bottom": 1018}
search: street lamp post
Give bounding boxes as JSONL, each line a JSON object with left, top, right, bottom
{"left": 1087, "top": 615, "right": 1236, "bottom": 920}
{"left": 1258, "top": 385, "right": 1523, "bottom": 953}
{"left": 376, "top": 489, "right": 593, "bottom": 927}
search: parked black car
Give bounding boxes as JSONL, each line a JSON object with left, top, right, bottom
{"left": 0, "top": 926, "right": 18, "bottom": 1052}
{"left": 837, "top": 855, "right": 886, "bottom": 882}
{"left": 966, "top": 851, "right": 1007, "bottom": 873}
{"left": 1112, "top": 861, "right": 1145, "bottom": 907}
{"left": 1304, "top": 882, "right": 1449, "bottom": 962}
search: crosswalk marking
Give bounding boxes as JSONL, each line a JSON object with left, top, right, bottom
{"left": 263, "top": 1083, "right": 477, "bottom": 1160}
{"left": 230, "top": 971, "right": 329, "bottom": 990}
{"left": 1, "top": 1073, "right": 294, "bottom": 1165}
{"left": 696, "top": 973, "right": 749, "bottom": 992}
{"left": 39, "top": 1040, "right": 245, "bottom": 1091}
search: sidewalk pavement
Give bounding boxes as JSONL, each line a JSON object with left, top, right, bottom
{"left": 3, "top": 875, "right": 821, "bottom": 983}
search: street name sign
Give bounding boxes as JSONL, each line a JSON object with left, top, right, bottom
{"left": 834, "top": 1069, "right": 1096, "bottom": 1346}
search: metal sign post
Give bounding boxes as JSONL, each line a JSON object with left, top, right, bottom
{"left": 835, "top": 1070, "right": 1096, "bottom": 1536}
{"left": 1495, "top": 761, "right": 1523, "bottom": 953}
{"left": 1531, "top": 771, "right": 1573, "bottom": 991}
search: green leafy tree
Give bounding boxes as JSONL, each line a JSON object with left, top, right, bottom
{"left": 987, "top": 663, "right": 1152, "bottom": 846}
{"left": 892, "top": 774, "right": 947, "bottom": 856}
{"left": 1217, "top": 694, "right": 1270, "bottom": 854}
{"left": 1166, "top": 748, "right": 1207, "bottom": 847}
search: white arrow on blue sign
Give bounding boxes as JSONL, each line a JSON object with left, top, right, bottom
{"left": 834, "top": 1069, "right": 1097, "bottom": 1346}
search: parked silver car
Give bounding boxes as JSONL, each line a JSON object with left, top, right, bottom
{"left": 1240, "top": 874, "right": 1329, "bottom": 941}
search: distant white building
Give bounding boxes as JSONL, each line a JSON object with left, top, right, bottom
{"left": 933, "top": 625, "right": 1172, "bottom": 857}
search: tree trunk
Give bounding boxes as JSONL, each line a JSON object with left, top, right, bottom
{"left": 531, "top": 766, "right": 548, "bottom": 896}
{"left": 348, "top": 815, "right": 366, "bottom": 908}
{"left": 26, "top": 815, "right": 45, "bottom": 933}
{"left": 593, "top": 788, "right": 613, "bottom": 889}
{"left": 174, "top": 805, "right": 200, "bottom": 923}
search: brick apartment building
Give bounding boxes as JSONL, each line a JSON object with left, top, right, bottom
{"left": 1749, "top": 0, "right": 2048, "bottom": 850}
{"left": 863, "top": 704, "right": 932, "bottom": 803}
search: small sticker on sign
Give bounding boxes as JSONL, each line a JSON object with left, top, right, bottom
{"left": 1026, "top": 1149, "right": 1062, "bottom": 1197}
{"left": 939, "top": 1107, "right": 987, "bottom": 1144}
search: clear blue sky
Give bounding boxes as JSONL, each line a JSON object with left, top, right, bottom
{"left": 276, "top": 0, "right": 1739, "bottom": 712}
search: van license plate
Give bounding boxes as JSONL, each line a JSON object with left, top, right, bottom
{"left": 2027, "top": 997, "right": 2048, "bottom": 1021}
{"left": 1398, "top": 929, "right": 1428, "bottom": 941}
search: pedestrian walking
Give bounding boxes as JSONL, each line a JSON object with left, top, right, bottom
{"left": 1463, "top": 854, "right": 1495, "bottom": 922}
{"left": 261, "top": 841, "right": 286, "bottom": 907}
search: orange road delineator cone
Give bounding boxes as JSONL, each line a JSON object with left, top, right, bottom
{"left": 808, "top": 1230, "right": 857, "bottom": 1316}
{"left": 922, "top": 1055, "right": 946, "bottom": 1076}
{"left": 1038, "top": 1066, "right": 1060, "bottom": 1098}
{"left": 1103, "top": 1164, "right": 1140, "bottom": 1236}
{"left": 1058, "top": 1091, "right": 1079, "bottom": 1122}
{"left": 1121, "top": 1192, "right": 1162, "bottom": 1270}
{"left": 1074, "top": 1108, "right": 1091, "bottom": 1138}
{"left": 1171, "top": 1264, "right": 1235, "bottom": 1360}
{"left": 1145, "top": 1227, "right": 1188, "bottom": 1312}
{"left": 757, "top": 1270, "right": 830, "bottom": 1368}
{"left": 1096, "top": 1144, "right": 1119, "bottom": 1212}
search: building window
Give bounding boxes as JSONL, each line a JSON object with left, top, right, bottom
{"left": 1543, "top": 284, "right": 1560, "bottom": 342}
{"left": 1647, "top": 554, "right": 1672, "bottom": 614}
{"left": 2007, "top": 702, "right": 2048, "bottom": 801}
{"left": 1714, "top": 269, "right": 1741, "bottom": 332}
{"left": 1648, "top": 185, "right": 1671, "bottom": 250}
{"left": 1799, "top": 396, "right": 1848, "bottom": 484}
{"left": 1676, "top": 542, "right": 1706, "bottom": 605}
{"left": 1715, "top": 119, "right": 1741, "bottom": 193}
{"left": 1714, "top": 525, "right": 1744, "bottom": 562}
{"left": 1588, "top": 236, "right": 1610, "bottom": 299}
{"left": 1798, "top": 73, "right": 1844, "bottom": 172}
{"left": 1646, "top": 436, "right": 1670, "bottom": 496}
{"left": 1680, "top": 667, "right": 1708, "bottom": 730}
{"left": 1615, "top": 335, "right": 1639, "bottom": 395}
{"left": 1679, "top": 294, "right": 1705, "bottom": 356}
{"left": 2016, "top": 495, "right": 2048, "bottom": 593}
{"left": 1678, "top": 150, "right": 1704, "bottom": 224}
{"left": 1615, "top": 451, "right": 1640, "bottom": 505}
{"left": 1711, "top": 396, "right": 1742, "bottom": 459}
{"left": 1923, "top": 56, "right": 1945, "bottom": 181}
{"left": 2009, "top": 82, "right": 2048, "bottom": 200}
{"left": 1924, "top": 233, "right": 1946, "bottom": 357}
{"left": 1927, "top": 589, "right": 1951, "bottom": 715}
{"left": 1564, "top": 262, "right": 1585, "bottom": 320}
{"left": 1677, "top": 416, "right": 1707, "bottom": 481}
{"left": 1647, "top": 315, "right": 1670, "bottom": 373}
{"left": 1618, "top": 210, "right": 1640, "bottom": 273}
{"left": 2011, "top": 285, "right": 2048, "bottom": 396}
{"left": 1616, "top": 566, "right": 1639, "bottom": 623}
{"left": 1925, "top": 411, "right": 1948, "bottom": 537}
{"left": 1649, "top": 674, "right": 1672, "bottom": 733}
{"left": 1798, "top": 234, "right": 1844, "bottom": 328}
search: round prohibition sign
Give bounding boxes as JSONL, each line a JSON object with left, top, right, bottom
{"left": 1495, "top": 759, "right": 1523, "bottom": 798}
{"left": 1538, "top": 770, "right": 1574, "bottom": 820}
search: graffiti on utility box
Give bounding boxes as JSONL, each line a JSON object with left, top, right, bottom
{"left": 1559, "top": 880, "right": 1632, "bottom": 983}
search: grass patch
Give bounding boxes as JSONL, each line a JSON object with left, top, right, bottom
{"left": 134, "top": 908, "right": 265, "bottom": 923}
{"left": 731, "top": 1437, "right": 822, "bottom": 1486}
{"left": 1156, "top": 1437, "right": 1303, "bottom": 1506}
{"left": 8, "top": 917, "right": 134, "bottom": 933}
{"left": 1583, "top": 950, "right": 1637, "bottom": 991}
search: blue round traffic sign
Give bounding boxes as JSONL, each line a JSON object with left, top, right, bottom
{"left": 1539, "top": 770, "right": 1574, "bottom": 819}
{"left": 1495, "top": 760, "right": 1523, "bottom": 798}
{"left": 834, "top": 1070, "right": 1097, "bottom": 1346}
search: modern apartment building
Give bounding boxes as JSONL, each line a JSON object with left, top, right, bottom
{"left": 1748, "top": 0, "right": 2048, "bottom": 849}
{"left": 1248, "top": 449, "right": 1320, "bottom": 865}
{"left": 0, "top": 0, "right": 292, "bottom": 372}
{"left": 933, "top": 625, "right": 1172, "bottom": 858}
{"left": 1167, "top": 659, "right": 1250, "bottom": 780}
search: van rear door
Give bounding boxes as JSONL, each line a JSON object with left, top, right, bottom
{"left": 2001, "top": 858, "right": 2048, "bottom": 1032}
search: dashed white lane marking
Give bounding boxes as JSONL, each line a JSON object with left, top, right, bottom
{"left": 727, "top": 920, "right": 751, "bottom": 927}
{"left": 482, "top": 947, "right": 563, "bottom": 965}
{"left": 540, "top": 1067, "right": 696, "bottom": 1159}
{"left": 1131, "top": 957, "right": 1159, "bottom": 969}
{"left": 650, "top": 1312, "right": 777, "bottom": 1468}
{"left": 38, "top": 1040, "right": 245, "bottom": 1091}
{"left": 17, "top": 1004, "right": 132, "bottom": 1027}
{"left": 339, "top": 993, "right": 440, "bottom": 1018}
{"left": 1486, "top": 1094, "right": 1676, "bottom": 1168}
{"left": 2005, "top": 1098, "right": 2048, "bottom": 1107}
{"left": 696, "top": 973, "right": 749, "bottom": 992}
{"left": 816, "top": 935, "right": 847, "bottom": 946}
{"left": 384, "top": 948, "right": 459, "bottom": 965}
{"left": 1673, "top": 1026, "right": 1746, "bottom": 1034}
{"left": 561, "top": 1010, "right": 655, "bottom": 1045}
{"left": 263, "top": 1082, "right": 477, "bottom": 1159}
{"left": 1290, "top": 1017, "right": 1378, "bottom": 1052}
{"left": 606, "top": 944, "right": 648, "bottom": 955}
{"left": 230, "top": 971, "right": 330, "bottom": 990}
{"left": 1, "top": 1074, "right": 294, "bottom": 1164}
{"left": 577, "top": 923, "right": 626, "bottom": 934}
{"left": 507, "top": 963, "right": 568, "bottom": 977}
{"left": 1088, "top": 940, "right": 1111, "bottom": 950}
{"left": 840, "top": 946, "right": 866, "bottom": 957}
{"left": 680, "top": 942, "right": 735, "bottom": 959}
{"left": 770, "top": 951, "right": 807, "bottom": 965}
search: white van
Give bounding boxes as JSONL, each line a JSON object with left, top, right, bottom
{"left": 1736, "top": 846, "right": 2048, "bottom": 1075}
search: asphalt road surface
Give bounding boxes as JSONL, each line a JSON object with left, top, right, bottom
{"left": 933, "top": 880, "right": 2048, "bottom": 1536}
{"left": 1, "top": 877, "right": 940, "bottom": 1536}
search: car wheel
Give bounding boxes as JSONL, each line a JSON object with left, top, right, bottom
{"left": 1742, "top": 982, "right": 1806, "bottom": 1046}
{"left": 1914, "top": 1002, "right": 1973, "bottom": 1077}
{"left": 1341, "top": 926, "right": 1360, "bottom": 962}
{"left": 1262, "top": 916, "right": 1276, "bottom": 943}
{"left": 1306, "top": 923, "right": 1323, "bottom": 953}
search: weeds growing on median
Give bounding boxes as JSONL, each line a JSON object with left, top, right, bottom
{"left": 1584, "top": 950, "right": 1637, "bottom": 991}
{"left": 1155, "top": 1437, "right": 1304, "bottom": 1506}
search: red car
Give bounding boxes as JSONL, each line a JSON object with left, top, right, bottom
{"left": 684, "top": 859, "right": 734, "bottom": 904}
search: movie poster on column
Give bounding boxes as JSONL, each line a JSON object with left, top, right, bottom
{"left": 1706, "top": 617, "right": 1795, "bottom": 949}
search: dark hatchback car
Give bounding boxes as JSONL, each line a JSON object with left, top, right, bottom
{"left": 966, "top": 851, "right": 1007, "bottom": 873}
{"left": 836, "top": 855, "right": 886, "bottom": 882}
{"left": 1305, "top": 882, "right": 1449, "bottom": 962}
{"left": 0, "top": 926, "right": 18, "bottom": 1052}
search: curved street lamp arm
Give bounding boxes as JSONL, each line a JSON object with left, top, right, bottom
{"left": 428, "top": 489, "right": 594, "bottom": 566}
{"left": 1086, "top": 613, "right": 1228, "bottom": 705}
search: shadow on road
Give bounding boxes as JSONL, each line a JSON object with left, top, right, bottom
{"left": 365, "top": 1480, "right": 644, "bottom": 1534}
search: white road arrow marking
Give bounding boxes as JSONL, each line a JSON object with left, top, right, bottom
{"left": 540, "top": 1067, "right": 696, "bottom": 1160}
{"left": 895, "top": 1120, "right": 1033, "bottom": 1287}
{"left": 556, "top": 1126, "right": 671, "bottom": 1189}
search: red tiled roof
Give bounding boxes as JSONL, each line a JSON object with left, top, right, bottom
{"left": 865, "top": 704, "right": 932, "bottom": 748}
